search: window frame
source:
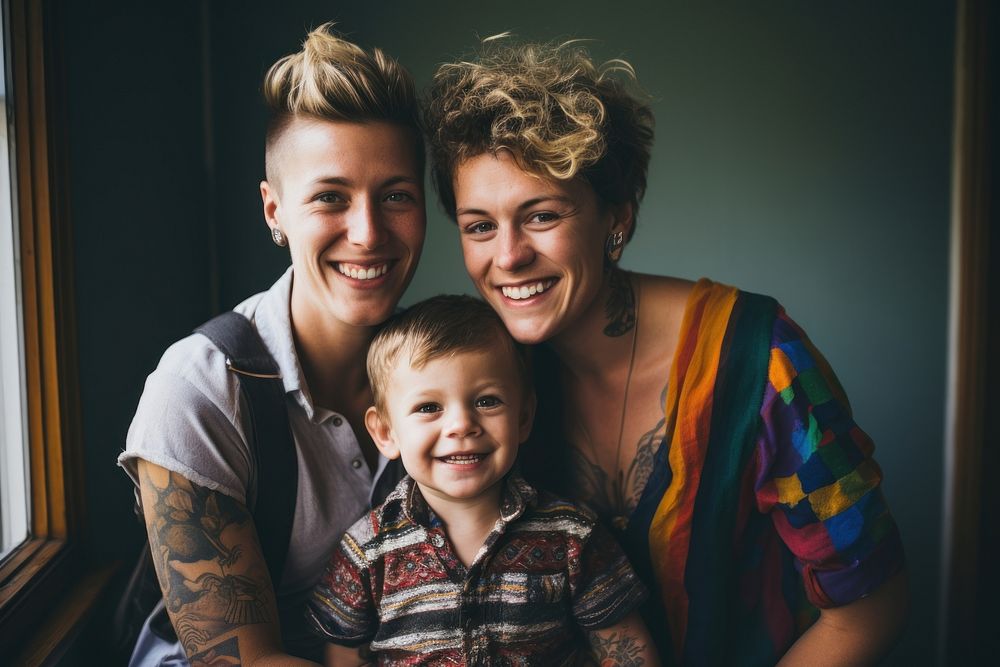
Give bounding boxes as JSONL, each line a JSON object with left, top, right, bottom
{"left": 941, "top": 0, "right": 996, "bottom": 663}
{"left": 0, "top": 0, "right": 89, "bottom": 656}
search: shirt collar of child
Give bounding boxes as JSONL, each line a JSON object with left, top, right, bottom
{"left": 388, "top": 468, "right": 537, "bottom": 529}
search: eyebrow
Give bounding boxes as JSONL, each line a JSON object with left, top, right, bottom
{"left": 455, "top": 195, "right": 575, "bottom": 217}
{"left": 310, "top": 175, "right": 422, "bottom": 188}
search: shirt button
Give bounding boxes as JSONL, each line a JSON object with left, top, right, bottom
{"left": 431, "top": 533, "right": 445, "bottom": 548}
{"left": 333, "top": 416, "right": 343, "bottom": 426}
{"left": 351, "top": 458, "right": 362, "bottom": 469}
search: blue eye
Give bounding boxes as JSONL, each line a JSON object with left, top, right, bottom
{"left": 416, "top": 403, "right": 441, "bottom": 414}
{"left": 465, "top": 221, "right": 496, "bottom": 235}
{"left": 530, "top": 212, "right": 558, "bottom": 224}
{"left": 317, "top": 192, "right": 345, "bottom": 204}
{"left": 475, "top": 395, "right": 502, "bottom": 409}
{"left": 385, "top": 191, "right": 415, "bottom": 203}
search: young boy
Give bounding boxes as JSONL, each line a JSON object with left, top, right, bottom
{"left": 306, "top": 295, "right": 659, "bottom": 666}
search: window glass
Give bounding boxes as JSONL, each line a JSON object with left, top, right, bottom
{"left": 0, "top": 16, "right": 30, "bottom": 562}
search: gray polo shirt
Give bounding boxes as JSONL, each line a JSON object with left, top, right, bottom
{"left": 118, "top": 267, "right": 398, "bottom": 657}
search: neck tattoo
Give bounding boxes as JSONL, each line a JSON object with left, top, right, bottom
{"left": 611, "top": 275, "right": 640, "bottom": 530}
{"left": 604, "top": 269, "right": 637, "bottom": 337}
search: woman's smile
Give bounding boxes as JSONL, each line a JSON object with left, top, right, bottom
{"left": 454, "top": 151, "right": 625, "bottom": 345}
{"left": 333, "top": 261, "right": 391, "bottom": 281}
{"left": 499, "top": 278, "right": 558, "bottom": 301}
{"left": 263, "top": 119, "right": 426, "bottom": 330}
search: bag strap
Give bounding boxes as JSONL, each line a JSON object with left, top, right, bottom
{"left": 195, "top": 311, "right": 298, "bottom": 589}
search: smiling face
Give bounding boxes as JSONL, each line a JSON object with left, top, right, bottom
{"left": 365, "top": 346, "right": 533, "bottom": 508}
{"left": 453, "top": 151, "right": 630, "bottom": 345}
{"left": 261, "top": 118, "right": 425, "bottom": 330}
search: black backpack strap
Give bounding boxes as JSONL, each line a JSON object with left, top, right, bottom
{"left": 195, "top": 311, "right": 298, "bottom": 589}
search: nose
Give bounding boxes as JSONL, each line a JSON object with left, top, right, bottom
{"left": 495, "top": 226, "right": 535, "bottom": 272}
{"left": 346, "top": 197, "right": 388, "bottom": 250}
{"left": 445, "top": 405, "right": 481, "bottom": 439}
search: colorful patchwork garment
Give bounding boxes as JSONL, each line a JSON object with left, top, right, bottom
{"left": 618, "top": 279, "right": 905, "bottom": 664}
{"left": 307, "top": 472, "right": 647, "bottom": 665}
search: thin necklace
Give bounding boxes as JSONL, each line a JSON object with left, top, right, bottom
{"left": 611, "top": 276, "right": 641, "bottom": 531}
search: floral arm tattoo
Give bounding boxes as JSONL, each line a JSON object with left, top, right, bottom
{"left": 586, "top": 629, "right": 650, "bottom": 667}
{"left": 585, "top": 611, "right": 660, "bottom": 667}
{"left": 139, "top": 461, "right": 276, "bottom": 663}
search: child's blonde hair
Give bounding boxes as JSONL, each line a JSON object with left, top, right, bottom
{"left": 367, "top": 295, "right": 530, "bottom": 415}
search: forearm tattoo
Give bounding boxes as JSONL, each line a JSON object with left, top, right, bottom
{"left": 141, "top": 467, "right": 271, "bottom": 658}
{"left": 188, "top": 637, "right": 240, "bottom": 667}
{"left": 588, "top": 631, "right": 648, "bottom": 667}
{"left": 604, "top": 269, "right": 637, "bottom": 337}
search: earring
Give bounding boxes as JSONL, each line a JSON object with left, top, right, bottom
{"left": 271, "top": 227, "right": 287, "bottom": 247}
{"left": 605, "top": 230, "right": 624, "bottom": 263}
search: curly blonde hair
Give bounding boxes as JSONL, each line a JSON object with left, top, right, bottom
{"left": 425, "top": 36, "right": 654, "bottom": 237}
{"left": 263, "top": 23, "right": 423, "bottom": 181}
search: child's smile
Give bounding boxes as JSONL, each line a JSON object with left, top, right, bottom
{"left": 366, "top": 347, "right": 533, "bottom": 510}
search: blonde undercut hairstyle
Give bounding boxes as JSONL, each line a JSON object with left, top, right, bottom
{"left": 367, "top": 295, "right": 531, "bottom": 416}
{"left": 262, "top": 23, "right": 423, "bottom": 182}
{"left": 425, "top": 36, "right": 654, "bottom": 240}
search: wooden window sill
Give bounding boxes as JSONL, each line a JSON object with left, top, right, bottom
{"left": 11, "top": 562, "right": 117, "bottom": 666}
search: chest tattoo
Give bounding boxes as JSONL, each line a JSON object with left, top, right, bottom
{"left": 568, "top": 382, "right": 668, "bottom": 527}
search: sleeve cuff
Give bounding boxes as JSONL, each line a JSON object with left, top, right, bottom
{"left": 801, "top": 524, "right": 905, "bottom": 608}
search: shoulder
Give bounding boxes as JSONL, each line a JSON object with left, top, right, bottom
{"left": 140, "top": 281, "right": 276, "bottom": 420}
{"left": 516, "top": 491, "right": 600, "bottom": 540}
{"left": 138, "top": 328, "right": 242, "bottom": 429}
{"left": 343, "top": 477, "right": 421, "bottom": 559}
{"left": 634, "top": 273, "right": 696, "bottom": 336}
{"left": 342, "top": 509, "right": 380, "bottom": 549}
{"left": 120, "top": 283, "right": 278, "bottom": 499}
{"left": 663, "top": 277, "right": 784, "bottom": 361}
{"left": 636, "top": 273, "right": 697, "bottom": 306}
{"left": 120, "top": 330, "right": 248, "bottom": 496}
{"left": 156, "top": 332, "right": 232, "bottom": 393}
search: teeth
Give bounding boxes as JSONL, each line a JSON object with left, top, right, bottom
{"left": 337, "top": 263, "right": 389, "bottom": 280}
{"left": 441, "top": 454, "right": 485, "bottom": 464}
{"left": 502, "top": 280, "right": 553, "bottom": 300}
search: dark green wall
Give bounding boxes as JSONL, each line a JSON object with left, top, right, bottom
{"left": 61, "top": 1, "right": 953, "bottom": 663}
{"left": 64, "top": 1, "right": 213, "bottom": 557}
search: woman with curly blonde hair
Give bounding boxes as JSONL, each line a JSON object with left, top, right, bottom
{"left": 120, "top": 24, "right": 424, "bottom": 665}
{"left": 426, "top": 37, "right": 907, "bottom": 665}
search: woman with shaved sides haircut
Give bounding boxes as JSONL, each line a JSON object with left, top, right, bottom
{"left": 119, "top": 24, "right": 425, "bottom": 665}
{"left": 426, "top": 37, "right": 908, "bottom": 666}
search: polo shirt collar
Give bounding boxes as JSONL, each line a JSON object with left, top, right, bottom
{"left": 252, "top": 267, "right": 321, "bottom": 420}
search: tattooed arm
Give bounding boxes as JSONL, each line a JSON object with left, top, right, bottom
{"left": 586, "top": 611, "right": 660, "bottom": 667}
{"left": 138, "top": 459, "right": 319, "bottom": 667}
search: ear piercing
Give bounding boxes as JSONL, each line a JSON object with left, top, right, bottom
{"left": 271, "top": 227, "right": 287, "bottom": 247}
{"left": 605, "top": 230, "right": 624, "bottom": 263}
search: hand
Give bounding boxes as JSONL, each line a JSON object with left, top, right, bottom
{"left": 324, "top": 642, "right": 375, "bottom": 667}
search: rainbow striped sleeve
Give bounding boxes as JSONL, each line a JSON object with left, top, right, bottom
{"left": 638, "top": 280, "right": 904, "bottom": 664}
